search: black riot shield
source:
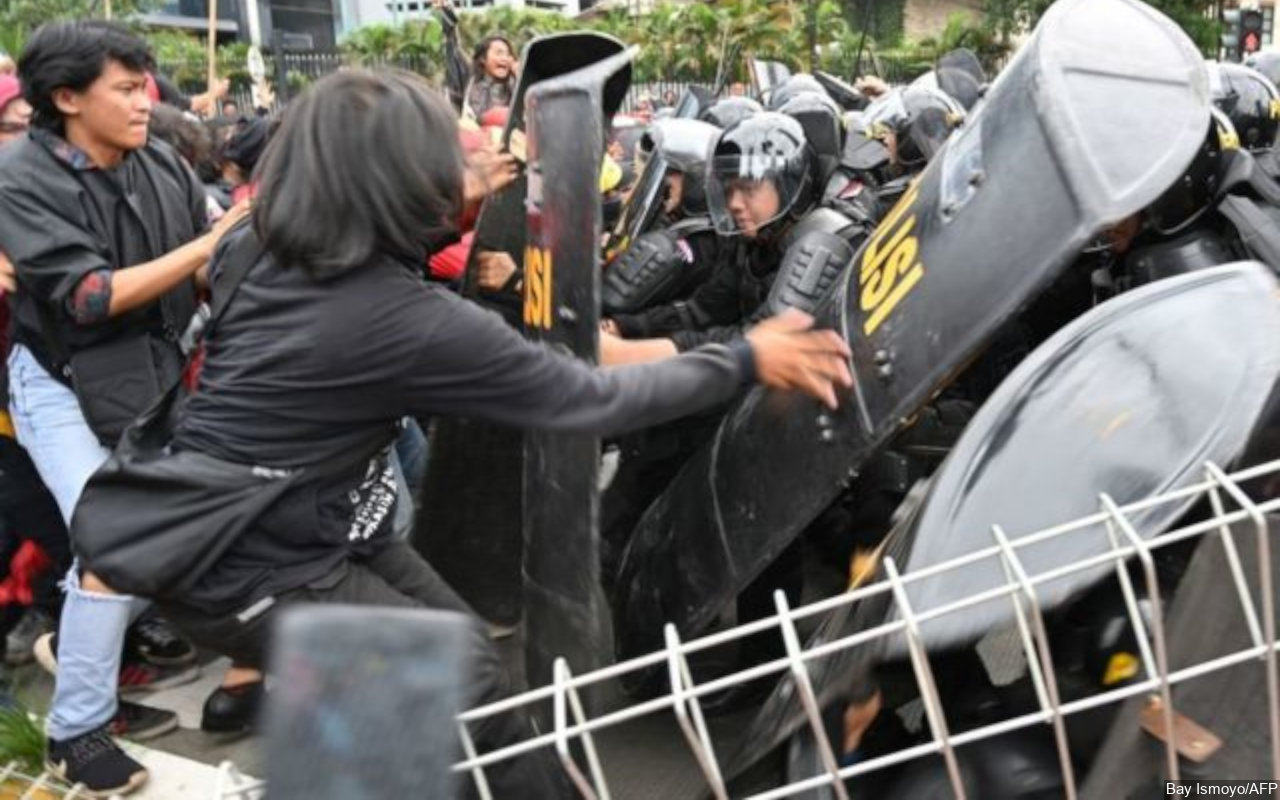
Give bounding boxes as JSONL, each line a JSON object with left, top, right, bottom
{"left": 1080, "top": 468, "right": 1280, "bottom": 796}
{"left": 523, "top": 47, "right": 635, "bottom": 692}
{"left": 416, "top": 33, "right": 626, "bottom": 628}
{"left": 613, "top": 0, "right": 1213, "bottom": 665}
{"left": 603, "top": 154, "right": 665, "bottom": 264}
{"left": 733, "top": 261, "right": 1280, "bottom": 776}
{"left": 935, "top": 67, "right": 983, "bottom": 111}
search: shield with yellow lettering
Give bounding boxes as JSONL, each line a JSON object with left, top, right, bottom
{"left": 522, "top": 46, "right": 636, "bottom": 695}
{"left": 614, "top": 0, "right": 1214, "bottom": 678}
{"left": 734, "top": 262, "right": 1280, "bottom": 778}
{"left": 416, "top": 33, "right": 628, "bottom": 630}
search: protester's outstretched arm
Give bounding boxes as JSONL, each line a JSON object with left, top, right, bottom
{"left": 600, "top": 332, "right": 677, "bottom": 365}
{"left": 405, "top": 294, "right": 851, "bottom": 436}
{"left": 602, "top": 310, "right": 847, "bottom": 408}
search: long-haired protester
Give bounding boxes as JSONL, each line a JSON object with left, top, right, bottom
{"left": 464, "top": 34, "right": 517, "bottom": 120}
{"left": 71, "top": 69, "right": 852, "bottom": 797}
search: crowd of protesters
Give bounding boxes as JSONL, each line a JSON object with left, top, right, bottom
{"left": 0, "top": 17, "right": 851, "bottom": 798}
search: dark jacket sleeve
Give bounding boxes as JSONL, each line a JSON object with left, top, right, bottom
{"left": 0, "top": 180, "right": 110, "bottom": 308}
{"left": 439, "top": 6, "right": 470, "bottom": 112}
{"left": 402, "top": 290, "right": 752, "bottom": 436}
{"left": 154, "top": 74, "right": 192, "bottom": 112}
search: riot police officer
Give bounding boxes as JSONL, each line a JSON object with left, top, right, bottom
{"left": 600, "top": 116, "right": 874, "bottom": 679}
{"left": 601, "top": 118, "right": 723, "bottom": 316}
{"left": 699, "top": 95, "right": 764, "bottom": 131}
{"left": 603, "top": 112, "right": 869, "bottom": 349}
{"left": 1208, "top": 62, "right": 1280, "bottom": 176}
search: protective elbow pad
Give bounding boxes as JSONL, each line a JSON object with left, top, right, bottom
{"left": 767, "top": 214, "right": 858, "bottom": 315}
{"left": 602, "top": 229, "right": 697, "bottom": 315}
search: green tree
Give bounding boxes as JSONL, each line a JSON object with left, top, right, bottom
{"left": 0, "top": 0, "right": 155, "bottom": 51}
{"left": 983, "top": 0, "right": 1221, "bottom": 56}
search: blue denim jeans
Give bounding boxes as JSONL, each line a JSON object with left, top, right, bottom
{"left": 8, "top": 345, "right": 141, "bottom": 741}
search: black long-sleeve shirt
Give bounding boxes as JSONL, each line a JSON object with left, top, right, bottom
{"left": 171, "top": 232, "right": 754, "bottom": 613}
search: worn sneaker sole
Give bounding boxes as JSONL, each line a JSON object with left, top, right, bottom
{"left": 45, "top": 758, "right": 148, "bottom": 798}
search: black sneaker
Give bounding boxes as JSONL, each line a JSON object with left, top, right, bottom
{"left": 110, "top": 700, "right": 179, "bottom": 742}
{"left": 126, "top": 614, "right": 197, "bottom": 667}
{"left": 46, "top": 727, "right": 148, "bottom": 798}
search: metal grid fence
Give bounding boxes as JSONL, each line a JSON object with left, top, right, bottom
{"left": 454, "top": 458, "right": 1280, "bottom": 799}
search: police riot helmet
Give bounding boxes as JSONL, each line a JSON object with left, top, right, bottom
{"left": 864, "top": 86, "right": 964, "bottom": 168}
{"left": 635, "top": 117, "right": 721, "bottom": 215}
{"left": 1146, "top": 114, "right": 1226, "bottom": 235}
{"left": 700, "top": 96, "right": 764, "bottom": 130}
{"left": 1208, "top": 62, "right": 1280, "bottom": 155}
{"left": 902, "top": 87, "right": 963, "bottom": 162}
{"left": 766, "top": 73, "right": 829, "bottom": 111}
{"left": 1246, "top": 51, "right": 1280, "bottom": 91}
{"left": 935, "top": 66, "right": 983, "bottom": 111}
{"left": 707, "top": 112, "right": 817, "bottom": 237}
{"left": 937, "top": 47, "right": 986, "bottom": 85}
{"left": 776, "top": 91, "right": 844, "bottom": 166}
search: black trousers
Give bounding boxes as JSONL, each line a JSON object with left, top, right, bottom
{"left": 161, "top": 541, "right": 570, "bottom": 799}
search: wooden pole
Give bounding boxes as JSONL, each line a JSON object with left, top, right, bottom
{"left": 104, "top": 0, "right": 112, "bottom": 19}
{"left": 206, "top": 0, "right": 218, "bottom": 117}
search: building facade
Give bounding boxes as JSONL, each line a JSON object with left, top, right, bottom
{"left": 340, "top": 0, "right": 578, "bottom": 35}
{"left": 143, "top": 0, "right": 342, "bottom": 49}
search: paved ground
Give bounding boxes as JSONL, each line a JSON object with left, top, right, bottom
{"left": 3, "top": 639, "right": 780, "bottom": 800}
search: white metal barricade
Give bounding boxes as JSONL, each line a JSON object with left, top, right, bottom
{"left": 455, "top": 458, "right": 1280, "bottom": 799}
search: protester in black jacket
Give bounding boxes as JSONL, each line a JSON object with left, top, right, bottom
{"left": 72, "top": 70, "right": 851, "bottom": 799}
{"left": 0, "top": 22, "right": 249, "bottom": 796}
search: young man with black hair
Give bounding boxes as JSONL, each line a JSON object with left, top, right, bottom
{"left": 0, "top": 21, "right": 246, "bottom": 795}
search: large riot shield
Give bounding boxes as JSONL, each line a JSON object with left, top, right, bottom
{"left": 416, "top": 33, "right": 626, "bottom": 628}
{"left": 604, "top": 148, "right": 667, "bottom": 263}
{"left": 523, "top": 48, "right": 635, "bottom": 692}
{"left": 733, "top": 261, "right": 1280, "bottom": 775}
{"left": 613, "top": 0, "right": 1212, "bottom": 665}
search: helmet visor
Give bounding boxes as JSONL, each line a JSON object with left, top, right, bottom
{"left": 707, "top": 151, "right": 810, "bottom": 237}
